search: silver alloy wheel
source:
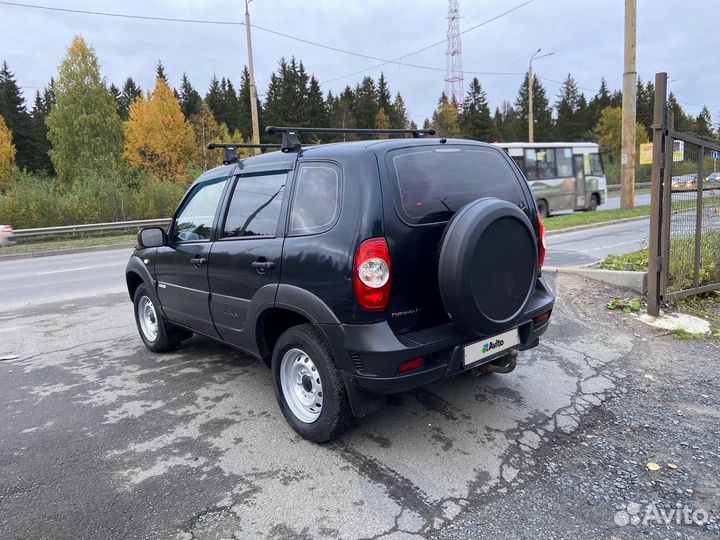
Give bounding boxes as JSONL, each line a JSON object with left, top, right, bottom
{"left": 280, "top": 348, "right": 323, "bottom": 424}
{"left": 138, "top": 296, "right": 159, "bottom": 342}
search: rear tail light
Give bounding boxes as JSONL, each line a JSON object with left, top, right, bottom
{"left": 398, "top": 357, "right": 425, "bottom": 373}
{"left": 353, "top": 237, "right": 392, "bottom": 311}
{"left": 537, "top": 214, "right": 546, "bottom": 269}
{"left": 534, "top": 310, "right": 551, "bottom": 325}
{"left": 1, "top": 226, "right": 13, "bottom": 234}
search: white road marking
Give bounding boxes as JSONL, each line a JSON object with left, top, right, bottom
{"left": 37, "top": 263, "right": 119, "bottom": 276}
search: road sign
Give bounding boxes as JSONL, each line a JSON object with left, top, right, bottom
{"left": 712, "top": 150, "right": 720, "bottom": 159}
{"left": 640, "top": 143, "right": 653, "bottom": 164}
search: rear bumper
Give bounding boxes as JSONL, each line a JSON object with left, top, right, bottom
{"left": 1, "top": 235, "right": 16, "bottom": 247}
{"left": 320, "top": 276, "right": 555, "bottom": 395}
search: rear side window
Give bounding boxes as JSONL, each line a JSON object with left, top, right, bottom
{"left": 388, "top": 146, "right": 526, "bottom": 224}
{"left": 222, "top": 173, "right": 286, "bottom": 238}
{"left": 288, "top": 164, "right": 341, "bottom": 236}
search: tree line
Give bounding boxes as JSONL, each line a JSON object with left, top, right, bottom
{"left": 0, "top": 34, "right": 718, "bottom": 227}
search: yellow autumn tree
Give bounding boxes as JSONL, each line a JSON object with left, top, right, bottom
{"left": 0, "top": 116, "right": 16, "bottom": 191}
{"left": 375, "top": 108, "right": 391, "bottom": 139}
{"left": 189, "top": 102, "right": 249, "bottom": 169}
{"left": 124, "top": 77, "right": 195, "bottom": 182}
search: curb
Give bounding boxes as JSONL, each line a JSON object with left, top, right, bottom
{"left": 0, "top": 242, "right": 136, "bottom": 262}
{"left": 544, "top": 266, "right": 648, "bottom": 294}
{"left": 545, "top": 215, "right": 650, "bottom": 236}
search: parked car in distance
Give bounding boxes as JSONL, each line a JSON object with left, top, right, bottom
{"left": 671, "top": 173, "right": 698, "bottom": 191}
{"left": 125, "top": 127, "right": 555, "bottom": 442}
{"left": 705, "top": 172, "right": 720, "bottom": 185}
{"left": 0, "top": 225, "right": 16, "bottom": 247}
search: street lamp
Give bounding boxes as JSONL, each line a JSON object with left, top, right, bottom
{"left": 528, "top": 48, "right": 554, "bottom": 143}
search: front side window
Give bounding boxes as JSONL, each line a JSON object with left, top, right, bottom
{"left": 172, "top": 177, "right": 228, "bottom": 242}
{"left": 222, "top": 173, "right": 286, "bottom": 238}
{"left": 389, "top": 146, "right": 526, "bottom": 225}
{"left": 587, "top": 152, "right": 605, "bottom": 176}
{"left": 289, "top": 164, "right": 341, "bottom": 236}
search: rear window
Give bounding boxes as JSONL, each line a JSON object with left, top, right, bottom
{"left": 388, "top": 146, "right": 526, "bottom": 224}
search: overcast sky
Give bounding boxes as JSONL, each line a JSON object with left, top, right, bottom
{"left": 1, "top": 0, "right": 718, "bottom": 125}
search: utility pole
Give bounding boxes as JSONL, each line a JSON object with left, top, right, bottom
{"left": 244, "top": 0, "right": 261, "bottom": 154}
{"left": 528, "top": 48, "right": 554, "bottom": 143}
{"left": 620, "top": 0, "right": 637, "bottom": 208}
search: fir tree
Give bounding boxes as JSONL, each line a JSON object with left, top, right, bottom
{"left": 554, "top": 74, "right": 587, "bottom": 141}
{"left": 353, "top": 76, "right": 378, "bottom": 129}
{"left": 179, "top": 73, "right": 202, "bottom": 120}
{"left": 515, "top": 73, "right": 552, "bottom": 142}
{"left": 459, "top": 77, "right": 496, "bottom": 141}
{"left": 0, "top": 61, "right": 33, "bottom": 170}
{"left": 119, "top": 77, "right": 142, "bottom": 121}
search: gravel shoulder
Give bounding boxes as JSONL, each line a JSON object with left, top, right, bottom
{"left": 435, "top": 279, "right": 720, "bottom": 540}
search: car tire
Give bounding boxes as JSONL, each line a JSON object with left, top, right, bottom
{"left": 587, "top": 194, "right": 599, "bottom": 212}
{"left": 133, "top": 284, "right": 188, "bottom": 353}
{"left": 272, "top": 324, "right": 351, "bottom": 443}
{"left": 536, "top": 199, "right": 549, "bottom": 218}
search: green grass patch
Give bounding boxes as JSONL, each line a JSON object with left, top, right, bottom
{"left": 0, "top": 233, "right": 136, "bottom": 256}
{"left": 599, "top": 248, "right": 649, "bottom": 272}
{"left": 543, "top": 206, "right": 651, "bottom": 231}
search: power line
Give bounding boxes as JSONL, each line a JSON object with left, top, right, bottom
{"left": 321, "top": 0, "right": 537, "bottom": 84}
{"left": 0, "top": 0, "right": 527, "bottom": 81}
{"left": 0, "top": 1, "right": 244, "bottom": 25}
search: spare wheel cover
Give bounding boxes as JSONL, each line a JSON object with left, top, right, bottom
{"left": 438, "top": 197, "right": 537, "bottom": 335}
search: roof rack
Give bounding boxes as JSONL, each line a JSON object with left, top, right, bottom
{"left": 265, "top": 126, "right": 436, "bottom": 152}
{"left": 207, "top": 143, "right": 282, "bottom": 164}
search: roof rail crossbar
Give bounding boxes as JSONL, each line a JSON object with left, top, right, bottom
{"left": 207, "top": 143, "right": 282, "bottom": 164}
{"left": 265, "top": 126, "right": 436, "bottom": 152}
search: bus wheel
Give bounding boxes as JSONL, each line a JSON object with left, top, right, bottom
{"left": 587, "top": 194, "right": 599, "bottom": 212}
{"left": 536, "top": 199, "right": 548, "bottom": 218}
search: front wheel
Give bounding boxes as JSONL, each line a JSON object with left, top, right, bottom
{"left": 133, "top": 285, "right": 189, "bottom": 352}
{"left": 587, "top": 193, "right": 599, "bottom": 211}
{"left": 272, "top": 324, "right": 351, "bottom": 442}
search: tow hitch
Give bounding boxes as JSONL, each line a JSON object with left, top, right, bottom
{"left": 474, "top": 349, "right": 518, "bottom": 376}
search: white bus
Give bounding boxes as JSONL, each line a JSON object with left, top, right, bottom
{"left": 495, "top": 142, "right": 607, "bottom": 217}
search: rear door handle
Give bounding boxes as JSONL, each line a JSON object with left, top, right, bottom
{"left": 190, "top": 256, "right": 207, "bottom": 267}
{"left": 251, "top": 260, "right": 275, "bottom": 271}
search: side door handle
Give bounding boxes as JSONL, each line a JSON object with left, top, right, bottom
{"left": 190, "top": 256, "right": 207, "bottom": 267}
{"left": 251, "top": 259, "right": 275, "bottom": 273}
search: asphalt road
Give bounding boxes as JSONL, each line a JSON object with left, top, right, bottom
{"left": 0, "top": 273, "right": 635, "bottom": 540}
{"left": 0, "top": 218, "right": 651, "bottom": 310}
{"left": 602, "top": 192, "right": 651, "bottom": 210}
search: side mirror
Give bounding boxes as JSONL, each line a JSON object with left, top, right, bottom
{"left": 137, "top": 227, "right": 167, "bottom": 248}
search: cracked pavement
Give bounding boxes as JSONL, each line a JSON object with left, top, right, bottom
{"left": 1, "top": 272, "right": 713, "bottom": 539}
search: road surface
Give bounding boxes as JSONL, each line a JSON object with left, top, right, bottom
{"left": 0, "top": 219, "right": 651, "bottom": 309}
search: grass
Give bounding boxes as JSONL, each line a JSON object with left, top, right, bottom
{"left": 544, "top": 206, "right": 651, "bottom": 231}
{"left": 0, "top": 233, "right": 136, "bottom": 256}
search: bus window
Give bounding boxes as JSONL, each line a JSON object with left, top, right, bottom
{"left": 556, "top": 147, "right": 573, "bottom": 177}
{"left": 524, "top": 148, "right": 557, "bottom": 179}
{"left": 524, "top": 149, "right": 538, "bottom": 179}
{"left": 511, "top": 156, "right": 524, "bottom": 173}
{"left": 588, "top": 152, "right": 604, "bottom": 176}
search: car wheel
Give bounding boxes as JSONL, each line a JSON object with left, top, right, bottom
{"left": 272, "top": 324, "right": 351, "bottom": 443}
{"left": 133, "top": 284, "right": 188, "bottom": 352}
{"left": 587, "top": 194, "right": 599, "bottom": 211}
{"left": 536, "top": 199, "right": 548, "bottom": 218}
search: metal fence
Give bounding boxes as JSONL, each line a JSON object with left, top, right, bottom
{"left": 648, "top": 73, "right": 720, "bottom": 314}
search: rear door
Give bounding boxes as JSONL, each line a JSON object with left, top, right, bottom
{"left": 208, "top": 171, "right": 289, "bottom": 348}
{"left": 573, "top": 154, "right": 587, "bottom": 209}
{"left": 381, "top": 144, "right": 533, "bottom": 334}
{"left": 155, "top": 176, "right": 229, "bottom": 337}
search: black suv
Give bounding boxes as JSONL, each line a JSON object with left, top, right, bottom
{"left": 126, "top": 127, "right": 555, "bottom": 442}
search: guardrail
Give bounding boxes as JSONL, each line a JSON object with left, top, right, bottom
{"left": 14, "top": 218, "right": 171, "bottom": 239}
{"left": 606, "top": 182, "right": 652, "bottom": 193}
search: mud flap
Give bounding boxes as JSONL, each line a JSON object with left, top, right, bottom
{"left": 341, "top": 372, "right": 387, "bottom": 418}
